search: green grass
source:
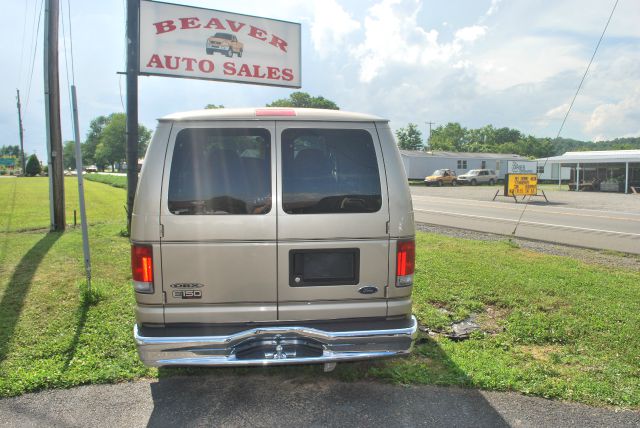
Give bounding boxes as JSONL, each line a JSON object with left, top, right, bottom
{"left": 0, "top": 177, "right": 638, "bottom": 408}
{"left": 83, "top": 173, "right": 127, "bottom": 189}
{"left": 0, "top": 177, "right": 127, "bottom": 232}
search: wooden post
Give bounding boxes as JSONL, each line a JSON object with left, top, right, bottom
{"left": 44, "top": 0, "right": 65, "bottom": 231}
{"left": 16, "top": 90, "right": 26, "bottom": 173}
{"left": 126, "top": 0, "right": 139, "bottom": 233}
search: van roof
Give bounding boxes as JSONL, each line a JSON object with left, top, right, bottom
{"left": 159, "top": 108, "right": 387, "bottom": 123}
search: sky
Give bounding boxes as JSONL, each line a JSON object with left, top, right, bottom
{"left": 1, "top": 0, "right": 639, "bottom": 162}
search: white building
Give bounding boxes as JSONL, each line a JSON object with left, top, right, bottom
{"left": 536, "top": 150, "right": 640, "bottom": 194}
{"left": 400, "top": 150, "right": 527, "bottom": 180}
{"left": 534, "top": 162, "right": 571, "bottom": 182}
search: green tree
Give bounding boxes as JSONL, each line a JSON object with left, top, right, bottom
{"left": 63, "top": 141, "right": 76, "bottom": 170}
{"left": 25, "top": 154, "right": 41, "bottom": 176}
{"left": 429, "top": 123, "right": 467, "bottom": 151}
{"left": 0, "top": 145, "right": 21, "bottom": 157}
{"left": 395, "top": 123, "right": 424, "bottom": 150}
{"left": 82, "top": 115, "right": 109, "bottom": 165}
{"left": 93, "top": 113, "right": 152, "bottom": 171}
{"left": 205, "top": 104, "right": 224, "bottom": 109}
{"left": 267, "top": 92, "right": 339, "bottom": 110}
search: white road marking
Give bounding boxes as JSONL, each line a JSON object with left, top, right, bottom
{"left": 411, "top": 195, "right": 640, "bottom": 222}
{"left": 414, "top": 208, "right": 640, "bottom": 238}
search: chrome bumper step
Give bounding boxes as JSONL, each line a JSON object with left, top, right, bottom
{"left": 134, "top": 316, "right": 418, "bottom": 367}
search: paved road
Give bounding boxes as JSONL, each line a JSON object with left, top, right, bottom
{"left": 411, "top": 188, "right": 640, "bottom": 254}
{"left": 1, "top": 375, "right": 638, "bottom": 427}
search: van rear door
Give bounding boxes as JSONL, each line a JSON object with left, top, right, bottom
{"left": 276, "top": 122, "right": 390, "bottom": 321}
{"left": 160, "top": 122, "right": 277, "bottom": 323}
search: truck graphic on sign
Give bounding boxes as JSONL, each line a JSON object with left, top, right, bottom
{"left": 206, "top": 32, "right": 244, "bottom": 58}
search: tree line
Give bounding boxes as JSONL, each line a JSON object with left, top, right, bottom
{"left": 395, "top": 122, "right": 640, "bottom": 158}
{"left": 5, "top": 92, "right": 637, "bottom": 173}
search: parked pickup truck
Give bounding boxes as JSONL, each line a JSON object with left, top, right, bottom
{"left": 456, "top": 169, "right": 497, "bottom": 185}
{"left": 206, "top": 32, "right": 243, "bottom": 58}
{"left": 131, "top": 108, "right": 417, "bottom": 371}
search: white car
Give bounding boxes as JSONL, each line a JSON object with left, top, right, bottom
{"left": 457, "top": 169, "right": 497, "bottom": 185}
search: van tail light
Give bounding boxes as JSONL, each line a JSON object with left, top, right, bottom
{"left": 131, "top": 244, "right": 154, "bottom": 293}
{"left": 396, "top": 239, "right": 415, "bottom": 287}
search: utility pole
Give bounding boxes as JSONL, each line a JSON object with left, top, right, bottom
{"left": 44, "top": 0, "right": 65, "bottom": 231}
{"left": 425, "top": 121, "right": 435, "bottom": 149}
{"left": 16, "top": 90, "right": 26, "bottom": 173}
{"left": 126, "top": 0, "right": 139, "bottom": 233}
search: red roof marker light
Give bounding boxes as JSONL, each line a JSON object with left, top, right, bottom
{"left": 255, "top": 108, "right": 296, "bottom": 117}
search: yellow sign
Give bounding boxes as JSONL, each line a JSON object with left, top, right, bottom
{"left": 507, "top": 174, "right": 537, "bottom": 196}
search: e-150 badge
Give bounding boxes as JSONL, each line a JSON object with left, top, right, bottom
{"left": 170, "top": 283, "right": 203, "bottom": 299}
{"left": 172, "top": 290, "right": 202, "bottom": 299}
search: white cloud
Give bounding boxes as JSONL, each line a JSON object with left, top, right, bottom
{"left": 585, "top": 89, "right": 640, "bottom": 139}
{"left": 471, "top": 36, "right": 585, "bottom": 91}
{"left": 309, "top": 0, "right": 360, "bottom": 57}
{"left": 454, "top": 25, "right": 487, "bottom": 43}
{"left": 351, "top": 0, "right": 487, "bottom": 82}
{"left": 486, "top": 0, "right": 502, "bottom": 17}
{"left": 544, "top": 103, "right": 570, "bottom": 120}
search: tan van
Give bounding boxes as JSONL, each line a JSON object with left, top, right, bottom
{"left": 132, "top": 108, "right": 417, "bottom": 369}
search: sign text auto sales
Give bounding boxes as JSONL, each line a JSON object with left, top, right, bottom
{"left": 139, "top": 0, "right": 301, "bottom": 88}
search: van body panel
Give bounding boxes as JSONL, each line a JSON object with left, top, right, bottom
{"left": 159, "top": 121, "right": 278, "bottom": 323}
{"left": 274, "top": 122, "right": 390, "bottom": 317}
{"left": 278, "top": 299, "right": 387, "bottom": 321}
{"left": 136, "top": 304, "right": 164, "bottom": 325}
{"left": 164, "top": 304, "right": 279, "bottom": 323}
{"left": 387, "top": 297, "right": 413, "bottom": 317}
{"left": 375, "top": 123, "right": 415, "bottom": 239}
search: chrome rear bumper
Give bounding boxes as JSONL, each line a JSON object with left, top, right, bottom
{"left": 134, "top": 316, "right": 418, "bottom": 367}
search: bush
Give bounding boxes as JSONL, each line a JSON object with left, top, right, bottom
{"left": 25, "top": 154, "right": 42, "bottom": 176}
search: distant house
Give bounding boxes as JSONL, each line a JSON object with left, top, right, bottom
{"left": 399, "top": 150, "right": 527, "bottom": 180}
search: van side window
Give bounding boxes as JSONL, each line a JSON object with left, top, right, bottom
{"left": 168, "top": 128, "right": 271, "bottom": 215}
{"left": 281, "top": 129, "right": 382, "bottom": 214}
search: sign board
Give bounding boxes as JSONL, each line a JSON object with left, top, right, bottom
{"left": 0, "top": 157, "right": 16, "bottom": 168}
{"left": 506, "top": 174, "right": 538, "bottom": 196}
{"left": 139, "top": 0, "right": 301, "bottom": 88}
{"left": 506, "top": 160, "right": 537, "bottom": 174}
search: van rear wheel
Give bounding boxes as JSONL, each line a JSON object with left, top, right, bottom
{"left": 452, "top": 180, "right": 457, "bottom": 186}
{"left": 489, "top": 178, "right": 495, "bottom": 185}
{"left": 438, "top": 180, "right": 443, "bottom": 187}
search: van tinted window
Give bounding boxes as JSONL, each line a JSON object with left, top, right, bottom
{"left": 168, "top": 128, "right": 271, "bottom": 215}
{"left": 282, "top": 129, "right": 382, "bottom": 214}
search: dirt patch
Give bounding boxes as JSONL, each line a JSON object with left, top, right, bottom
{"left": 475, "top": 305, "right": 509, "bottom": 335}
{"left": 520, "top": 345, "right": 562, "bottom": 362}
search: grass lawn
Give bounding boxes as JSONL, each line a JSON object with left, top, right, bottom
{"left": 0, "top": 177, "right": 638, "bottom": 408}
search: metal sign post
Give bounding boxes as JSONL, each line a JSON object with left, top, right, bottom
{"left": 71, "top": 85, "right": 92, "bottom": 290}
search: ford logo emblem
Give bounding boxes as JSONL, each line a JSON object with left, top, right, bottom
{"left": 358, "top": 286, "right": 378, "bottom": 295}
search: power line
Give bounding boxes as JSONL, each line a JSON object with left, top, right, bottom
{"left": 17, "top": 0, "right": 29, "bottom": 87}
{"left": 511, "top": 0, "right": 619, "bottom": 236}
{"left": 555, "top": 0, "right": 619, "bottom": 140}
{"left": 67, "top": 0, "right": 76, "bottom": 84}
{"left": 60, "top": 0, "right": 74, "bottom": 123}
{"left": 25, "top": 0, "right": 45, "bottom": 110}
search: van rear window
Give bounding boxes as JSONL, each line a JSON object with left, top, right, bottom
{"left": 282, "top": 129, "right": 382, "bottom": 214}
{"left": 168, "top": 128, "right": 271, "bottom": 215}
